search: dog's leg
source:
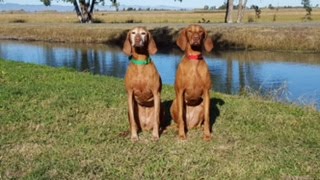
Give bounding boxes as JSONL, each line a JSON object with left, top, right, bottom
{"left": 203, "top": 90, "right": 211, "bottom": 141}
{"left": 128, "top": 90, "right": 139, "bottom": 142}
{"left": 152, "top": 91, "right": 160, "bottom": 141}
{"left": 177, "top": 90, "right": 186, "bottom": 140}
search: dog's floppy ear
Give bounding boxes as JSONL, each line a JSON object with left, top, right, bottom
{"left": 148, "top": 32, "right": 157, "bottom": 55}
{"left": 176, "top": 28, "right": 187, "bottom": 51}
{"left": 123, "top": 30, "right": 132, "bottom": 56}
{"left": 203, "top": 31, "right": 214, "bottom": 52}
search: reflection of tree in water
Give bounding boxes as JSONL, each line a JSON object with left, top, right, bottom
{"left": 107, "top": 50, "right": 128, "bottom": 78}
{"left": 209, "top": 51, "right": 287, "bottom": 97}
{"left": 70, "top": 48, "right": 103, "bottom": 74}
{"left": 226, "top": 58, "right": 233, "bottom": 94}
{"left": 35, "top": 43, "right": 127, "bottom": 78}
{"left": 43, "top": 45, "right": 56, "bottom": 67}
{"left": 79, "top": 49, "right": 97, "bottom": 73}
{"left": 238, "top": 61, "right": 245, "bottom": 92}
{"left": 0, "top": 44, "right": 3, "bottom": 57}
{"left": 81, "top": 49, "right": 91, "bottom": 72}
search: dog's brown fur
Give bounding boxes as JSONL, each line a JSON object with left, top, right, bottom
{"left": 123, "top": 27, "right": 162, "bottom": 142}
{"left": 170, "top": 24, "right": 214, "bottom": 141}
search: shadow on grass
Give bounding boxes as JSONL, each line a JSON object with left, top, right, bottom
{"left": 212, "top": 32, "right": 247, "bottom": 50}
{"left": 150, "top": 26, "right": 179, "bottom": 53}
{"left": 105, "top": 27, "right": 248, "bottom": 52}
{"left": 119, "top": 97, "right": 224, "bottom": 139}
{"left": 210, "top": 97, "right": 225, "bottom": 132}
{"left": 92, "top": 18, "right": 105, "bottom": 23}
{"left": 105, "top": 26, "right": 179, "bottom": 53}
{"left": 160, "top": 100, "right": 173, "bottom": 135}
{"left": 10, "top": 19, "right": 26, "bottom": 23}
{"left": 104, "top": 29, "right": 129, "bottom": 47}
{"left": 160, "top": 97, "right": 225, "bottom": 135}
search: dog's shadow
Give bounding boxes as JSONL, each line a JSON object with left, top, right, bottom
{"left": 160, "top": 97, "right": 225, "bottom": 135}
{"left": 209, "top": 97, "right": 225, "bottom": 132}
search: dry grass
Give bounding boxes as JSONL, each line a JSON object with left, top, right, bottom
{"left": 208, "top": 24, "right": 320, "bottom": 52}
{"left": 0, "top": 9, "right": 320, "bottom": 52}
{"left": 1, "top": 9, "right": 320, "bottom": 23}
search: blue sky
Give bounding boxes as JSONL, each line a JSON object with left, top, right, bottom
{"left": 2, "top": 0, "right": 307, "bottom": 8}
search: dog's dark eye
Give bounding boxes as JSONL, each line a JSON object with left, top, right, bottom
{"left": 141, "top": 32, "right": 146, "bottom": 35}
{"left": 131, "top": 32, "right": 136, "bottom": 34}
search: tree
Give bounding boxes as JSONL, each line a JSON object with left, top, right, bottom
{"left": 251, "top": 5, "right": 261, "bottom": 19}
{"left": 225, "top": 0, "right": 234, "bottom": 23}
{"left": 40, "top": 0, "right": 117, "bottom": 23}
{"left": 236, "top": 0, "right": 248, "bottom": 23}
{"left": 218, "top": 2, "right": 227, "bottom": 10}
{"left": 268, "top": 4, "right": 275, "bottom": 9}
{"left": 113, "top": 2, "right": 120, "bottom": 11}
{"left": 171, "top": 0, "right": 250, "bottom": 24}
{"left": 301, "top": 0, "right": 312, "bottom": 16}
{"left": 176, "top": 0, "right": 239, "bottom": 23}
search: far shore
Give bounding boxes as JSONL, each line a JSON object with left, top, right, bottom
{"left": 1, "top": 11, "right": 320, "bottom": 52}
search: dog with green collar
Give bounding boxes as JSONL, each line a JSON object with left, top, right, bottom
{"left": 128, "top": 55, "right": 152, "bottom": 65}
{"left": 123, "top": 27, "right": 163, "bottom": 142}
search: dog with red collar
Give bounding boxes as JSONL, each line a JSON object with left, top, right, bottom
{"left": 170, "top": 24, "right": 214, "bottom": 141}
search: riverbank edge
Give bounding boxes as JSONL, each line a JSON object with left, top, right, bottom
{"left": 1, "top": 58, "right": 318, "bottom": 113}
{"left": 1, "top": 23, "right": 320, "bottom": 52}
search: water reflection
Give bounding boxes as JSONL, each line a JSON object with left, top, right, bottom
{"left": 1, "top": 40, "right": 320, "bottom": 109}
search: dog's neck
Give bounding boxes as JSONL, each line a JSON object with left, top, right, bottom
{"left": 187, "top": 54, "right": 203, "bottom": 60}
{"left": 129, "top": 48, "right": 151, "bottom": 65}
{"left": 131, "top": 47, "right": 150, "bottom": 60}
{"left": 185, "top": 45, "right": 203, "bottom": 60}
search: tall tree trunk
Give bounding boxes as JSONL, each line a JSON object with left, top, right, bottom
{"left": 74, "top": 0, "right": 96, "bottom": 23}
{"left": 237, "top": 0, "right": 248, "bottom": 23}
{"left": 225, "top": 0, "right": 234, "bottom": 23}
{"left": 89, "top": 0, "right": 95, "bottom": 14}
{"left": 74, "top": 0, "right": 82, "bottom": 22}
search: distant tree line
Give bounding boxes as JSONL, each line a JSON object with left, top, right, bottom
{"left": 0, "top": 0, "right": 317, "bottom": 23}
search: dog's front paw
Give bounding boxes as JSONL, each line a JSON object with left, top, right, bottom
{"left": 203, "top": 134, "right": 211, "bottom": 141}
{"left": 152, "top": 129, "right": 159, "bottom": 141}
{"left": 131, "top": 136, "right": 139, "bottom": 142}
{"left": 152, "top": 135, "right": 159, "bottom": 141}
{"left": 179, "top": 134, "right": 187, "bottom": 140}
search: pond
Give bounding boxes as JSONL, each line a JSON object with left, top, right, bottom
{"left": 1, "top": 40, "right": 320, "bottom": 109}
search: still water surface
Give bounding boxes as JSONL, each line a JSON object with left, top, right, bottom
{"left": 1, "top": 40, "right": 320, "bottom": 109}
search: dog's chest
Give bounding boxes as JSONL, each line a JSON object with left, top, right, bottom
{"left": 181, "top": 63, "right": 210, "bottom": 99}
{"left": 125, "top": 64, "right": 160, "bottom": 103}
{"left": 130, "top": 74, "right": 154, "bottom": 102}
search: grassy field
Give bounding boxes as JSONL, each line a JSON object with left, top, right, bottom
{"left": 1, "top": 59, "right": 320, "bottom": 179}
{"left": 1, "top": 9, "right": 320, "bottom": 23}
{"left": 1, "top": 10, "right": 320, "bottom": 52}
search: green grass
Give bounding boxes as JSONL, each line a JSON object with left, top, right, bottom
{"left": 1, "top": 59, "right": 320, "bottom": 179}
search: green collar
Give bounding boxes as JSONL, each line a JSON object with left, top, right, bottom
{"left": 129, "top": 56, "right": 151, "bottom": 65}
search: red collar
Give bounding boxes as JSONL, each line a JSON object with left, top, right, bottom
{"left": 187, "top": 54, "right": 203, "bottom": 60}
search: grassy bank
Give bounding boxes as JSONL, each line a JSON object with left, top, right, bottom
{"left": 1, "top": 59, "right": 320, "bottom": 179}
{"left": 1, "top": 11, "right": 320, "bottom": 52}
